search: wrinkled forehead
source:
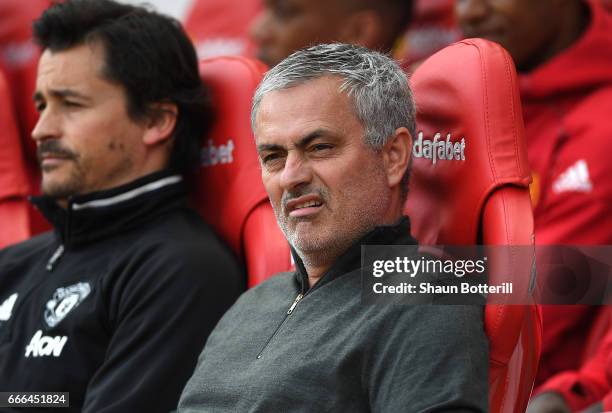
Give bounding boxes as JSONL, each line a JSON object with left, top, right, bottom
{"left": 254, "top": 76, "right": 362, "bottom": 145}
{"left": 36, "top": 43, "right": 107, "bottom": 92}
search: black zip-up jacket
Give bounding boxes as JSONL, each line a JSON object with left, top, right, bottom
{"left": 179, "top": 218, "right": 488, "bottom": 412}
{"left": 0, "top": 171, "right": 243, "bottom": 412}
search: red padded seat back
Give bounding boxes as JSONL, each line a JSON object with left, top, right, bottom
{"left": 406, "top": 39, "right": 531, "bottom": 244}
{"left": 196, "top": 56, "right": 267, "bottom": 255}
{"left": 195, "top": 56, "right": 291, "bottom": 285}
{"left": 0, "top": 66, "right": 31, "bottom": 247}
{"left": 405, "top": 39, "right": 541, "bottom": 412}
{"left": 0, "top": 0, "right": 52, "bottom": 240}
{"left": 0, "top": 0, "right": 50, "bottom": 161}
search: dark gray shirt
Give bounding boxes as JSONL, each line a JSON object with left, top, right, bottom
{"left": 179, "top": 218, "right": 488, "bottom": 412}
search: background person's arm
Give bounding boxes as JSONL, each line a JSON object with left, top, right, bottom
{"left": 531, "top": 321, "right": 612, "bottom": 413}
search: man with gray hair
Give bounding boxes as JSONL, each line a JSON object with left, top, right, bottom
{"left": 178, "top": 43, "right": 488, "bottom": 412}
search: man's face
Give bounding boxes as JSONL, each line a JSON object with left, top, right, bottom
{"left": 32, "top": 43, "right": 148, "bottom": 200}
{"left": 456, "top": 0, "right": 559, "bottom": 70}
{"left": 249, "top": 0, "right": 351, "bottom": 67}
{"left": 255, "top": 76, "right": 393, "bottom": 263}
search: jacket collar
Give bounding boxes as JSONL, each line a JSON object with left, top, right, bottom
{"left": 292, "top": 216, "right": 416, "bottom": 294}
{"left": 31, "top": 170, "right": 186, "bottom": 249}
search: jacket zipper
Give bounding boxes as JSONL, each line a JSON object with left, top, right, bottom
{"left": 286, "top": 293, "right": 302, "bottom": 314}
{"left": 46, "top": 199, "right": 73, "bottom": 272}
{"left": 46, "top": 244, "right": 65, "bottom": 271}
{"left": 256, "top": 293, "right": 303, "bottom": 359}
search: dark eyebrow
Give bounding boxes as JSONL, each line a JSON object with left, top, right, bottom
{"left": 256, "top": 129, "right": 333, "bottom": 154}
{"left": 256, "top": 143, "right": 283, "bottom": 153}
{"left": 295, "top": 130, "right": 328, "bottom": 149}
{"left": 33, "top": 89, "right": 91, "bottom": 102}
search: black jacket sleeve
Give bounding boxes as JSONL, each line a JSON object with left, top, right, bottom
{"left": 82, "top": 240, "right": 243, "bottom": 413}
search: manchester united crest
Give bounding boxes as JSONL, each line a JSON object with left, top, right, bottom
{"left": 44, "top": 282, "right": 91, "bottom": 328}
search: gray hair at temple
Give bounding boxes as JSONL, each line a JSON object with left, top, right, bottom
{"left": 251, "top": 43, "right": 416, "bottom": 150}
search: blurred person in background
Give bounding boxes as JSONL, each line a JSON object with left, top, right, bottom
{"left": 182, "top": 0, "right": 457, "bottom": 70}
{"left": 249, "top": 0, "right": 414, "bottom": 67}
{"left": 457, "top": 0, "right": 612, "bottom": 412}
{"left": 0, "top": 0, "right": 243, "bottom": 411}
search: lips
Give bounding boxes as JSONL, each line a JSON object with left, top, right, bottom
{"left": 41, "top": 153, "right": 71, "bottom": 159}
{"left": 285, "top": 194, "right": 324, "bottom": 218}
{"left": 39, "top": 153, "right": 74, "bottom": 170}
{"left": 294, "top": 200, "right": 321, "bottom": 209}
{"left": 37, "top": 140, "right": 76, "bottom": 164}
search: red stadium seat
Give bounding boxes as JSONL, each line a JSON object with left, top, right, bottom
{"left": 195, "top": 56, "right": 291, "bottom": 286}
{"left": 0, "top": 0, "right": 50, "bottom": 163}
{"left": 0, "top": 66, "right": 32, "bottom": 248}
{"left": 405, "top": 38, "right": 541, "bottom": 412}
{"left": 0, "top": 0, "right": 51, "bottom": 240}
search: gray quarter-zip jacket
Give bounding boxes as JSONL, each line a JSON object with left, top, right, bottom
{"left": 178, "top": 217, "right": 489, "bottom": 412}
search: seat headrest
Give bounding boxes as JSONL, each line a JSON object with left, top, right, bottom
{"left": 405, "top": 38, "right": 531, "bottom": 245}
{"left": 0, "top": 68, "right": 29, "bottom": 200}
{"left": 194, "top": 56, "right": 269, "bottom": 256}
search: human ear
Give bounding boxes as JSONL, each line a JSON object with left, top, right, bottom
{"left": 142, "top": 102, "right": 178, "bottom": 146}
{"left": 382, "top": 127, "right": 412, "bottom": 189}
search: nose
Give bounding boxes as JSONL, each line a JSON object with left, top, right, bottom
{"left": 279, "top": 151, "right": 313, "bottom": 192}
{"left": 31, "top": 107, "right": 61, "bottom": 143}
{"left": 456, "top": 0, "right": 489, "bottom": 27}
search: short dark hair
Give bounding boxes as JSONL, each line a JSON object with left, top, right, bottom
{"left": 352, "top": 0, "right": 414, "bottom": 50}
{"left": 33, "top": 0, "right": 211, "bottom": 174}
